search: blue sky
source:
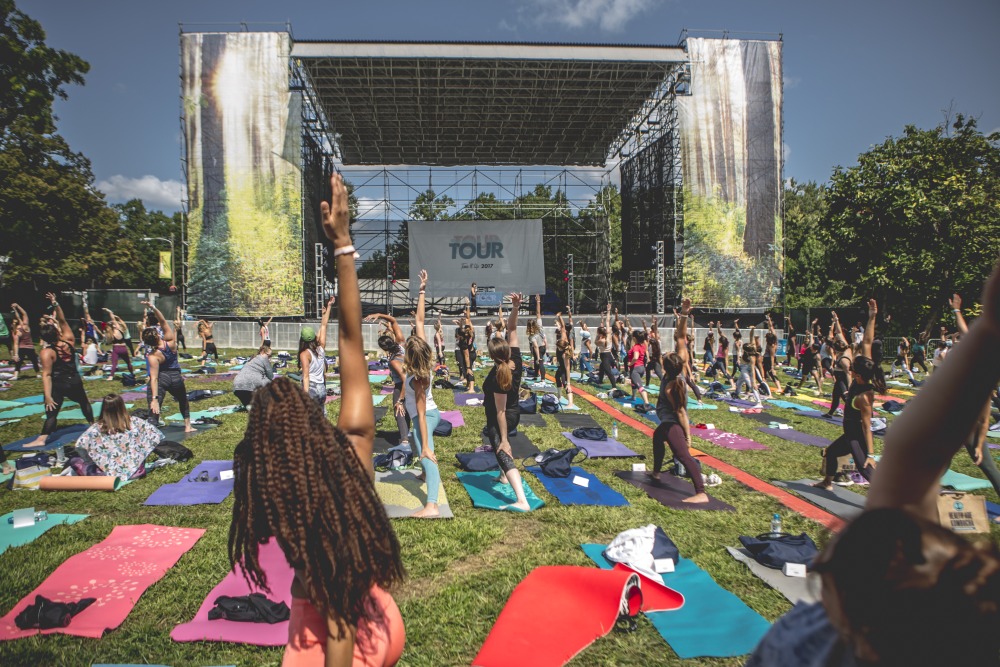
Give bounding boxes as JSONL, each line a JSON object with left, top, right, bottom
{"left": 19, "top": 0, "right": 1000, "bottom": 213}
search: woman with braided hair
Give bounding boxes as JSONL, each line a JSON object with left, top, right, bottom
{"left": 231, "top": 173, "right": 404, "bottom": 666}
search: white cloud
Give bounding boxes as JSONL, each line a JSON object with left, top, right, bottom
{"left": 498, "top": 18, "right": 517, "bottom": 32}
{"left": 782, "top": 142, "right": 792, "bottom": 162}
{"left": 97, "top": 174, "right": 185, "bottom": 210}
{"left": 354, "top": 196, "right": 388, "bottom": 220}
{"left": 783, "top": 75, "right": 801, "bottom": 89}
{"left": 519, "top": 0, "right": 661, "bottom": 33}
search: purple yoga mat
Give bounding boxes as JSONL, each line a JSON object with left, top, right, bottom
{"left": 614, "top": 471, "right": 734, "bottom": 511}
{"left": 171, "top": 538, "right": 292, "bottom": 646}
{"left": 439, "top": 410, "right": 466, "bottom": 428}
{"left": 454, "top": 393, "right": 485, "bottom": 406}
{"left": 719, "top": 397, "right": 758, "bottom": 408}
{"left": 561, "top": 431, "right": 639, "bottom": 458}
{"left": 758, "top": 427, "right": 831, "bottom": 448}
{"left": 144, "top": 460, "right": 234, "bottom": 506}
{"left": 120, "top": 391, "right": 147, "bottom": 402}
{"left": 692, "top": 428, "right": 768, "bottom": 451}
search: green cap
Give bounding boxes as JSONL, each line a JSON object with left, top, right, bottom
{"left": 300, "top": 326, "right": 316, "bottom": 342}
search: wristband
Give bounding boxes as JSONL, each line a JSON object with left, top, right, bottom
{"left": 953, "top": 309, "right": 961, "bottom": 313}
{"left": 333, "top": 245, "right": 360, "bottom": 259}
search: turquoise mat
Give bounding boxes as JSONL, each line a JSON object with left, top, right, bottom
{"left": 369, "top": 373, "right": 392, "bottom": 384}
{"left": 371, "top": 394, "right": 387, "bottom": 406}
{"left": 582, "top": 543, "right": 770, "bottom": 658}
{"left": 939, "top": 468, "right": 993, "bottom": 491}
{"left": 12, "top": 394, "right": 45, "bottom": 404}
{"left": 60, "top": 403, "right": 132, "bottom": 420}
{"left": 456, "top": 471, "right": 545, "bottom": 511}
{"left": 0, "top": 512, "right": 88, "bottom": 555}
{"left": 0, "top": 399, "right": 23, "bottom": 409}
{"left": 767, "top": 399, "right": 819, "bottom": 412}
{"left": 0, "top": 404, "right": 47, "bottom": 418}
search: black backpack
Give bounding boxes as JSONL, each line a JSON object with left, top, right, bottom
{"left": 540, "top": 394, "right": 561, "bottom": 414}
{"left": 525, "top": 446, "right": 588, "bottom": 478}
{"left": 455, "top": 451, "right": 499, "bottom": 472}
{"left": 433, "top": 419, "right": 453, "bottom": 437}
{"left": 571, "top": 427, "right": 607, "bottom": 441}
{"left": 154, "top": 441, "right": 194, "bottom": 462}
{"left": 738, "top": 533, "right": 818, "bottom": 570}
{"left": 518, "top": 392, "right": 538, "bottom": 414}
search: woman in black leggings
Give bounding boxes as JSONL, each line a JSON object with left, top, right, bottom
{"left": 483, "top": 293, "right": 531, "bottom": 511}
{"left": 27, "top": 294, "right": 94, "bottom": 446}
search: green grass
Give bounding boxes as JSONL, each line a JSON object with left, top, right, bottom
{"left": 0, "top": 352, "right": 996, "bottom": 666}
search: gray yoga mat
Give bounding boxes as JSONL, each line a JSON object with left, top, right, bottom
{"left": 554, "top": 412, "right": 601, "bottom": 429}
{"left": 758, "top": 427, "right": 831, "bottom": 448}
{"left": 480, "top": 431, "right": 540, "bottom": 458}
{"left": 725, "top": 546, "right": 819, "bottom": 605}
{"left": 560, "top": 431, "right": 640, "bottom": 458}
{"left": 517, "top": 413, "right": 547, "bottom": 428}
{"left": 773, "top": 479, "right": 867, "bottom": 519}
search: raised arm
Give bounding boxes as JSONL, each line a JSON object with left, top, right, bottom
{"left": 535, "top": 293, "right": 542, "bottom": 322}
{"left": 868, "top": 261, "right": 1000, "bottom": 519}
{"left": 949, "top": 293, "right": 968, "bottom": 335}
{"left": 674, "top": 297, "right": 691, "bottom": 357}
{"left": 12, "top": 302, "right": 28, "bottom": 325}
{"left": 45, "top": 293, "right": 74, "bottom": 344}
{"left": 602, "top": 303, "right": 611, "bottom": 331}
{"left": 142, "top": 301, "right": 174, "bottom": 343}
{"left": 317, "top": 296, "right": 334, "bottom": 350}
{"left": 507, "top": 293, "right": 521, "bottom": 348}
{"left": 861, "top": 299, "right": 877, "bottom": 358}
{"left": 323, "top": 173, "right": 374, "bottom": 467}
{"left": 414, "top": 270, "right": 428, "bottom": 342}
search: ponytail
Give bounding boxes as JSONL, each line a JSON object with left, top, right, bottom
{"left": 496, "top": 362, "right": 512, "bottom": 393}
{"left": 488, "top": 336, "right": 513, "bottom": 392}
{"left": 661, "top": 352, "right": 687, "bottom": 412}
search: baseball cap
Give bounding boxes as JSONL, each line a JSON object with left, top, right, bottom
{"left": 300, "top": 326, "right": 316, "bottom": 342}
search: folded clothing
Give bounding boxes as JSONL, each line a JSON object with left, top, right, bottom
{"left": 208, "top": 593, "right": 290, "bottom": 624}
{"left": 14, "top": 595, "right": 96, "bottom": 630}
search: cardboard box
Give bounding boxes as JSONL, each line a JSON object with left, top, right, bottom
{"left": 937, "top": 492, "right": 990, "bottom": 534}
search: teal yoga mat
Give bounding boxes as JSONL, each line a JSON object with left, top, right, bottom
{"left": 767, "top": 399, "right": 820, "bottom": 413}
{"left": 581, "top": 544, "right": 770, "bottom": 658}
{"left": 60, "top": 403, "right": 133, "bottom": 420}
{"left": 371, "top": 394, "right": 387, "bottom": 406}
{"left": 13, "top": 394, "right": 46, "bottom": 404}
{"left": 939, "top": 468, "right": 993, "bottom": 491}
{"left": 0, "top": 512, "right": 88, "bottom": 555}
{"left": 0, "top": 399, "right": 23, "bottom": 409}
{"left": 0, "top": 404, "right": 47, "bottom": 418}
{"left": 456, "top": 471, "right": 545, "bottom": 512}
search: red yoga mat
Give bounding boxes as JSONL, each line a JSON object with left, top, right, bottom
{"left": 473, "top": 566, "right": 682, "bottom": 667}
{"left": 0, "top": 524, "right": 204, "bottom": 640}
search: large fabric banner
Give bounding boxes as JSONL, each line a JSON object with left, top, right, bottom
{"left": 408, "top": 220, "right": 546, "bottom": 297}
{"left": 181, "top": 32, "right": 303, "bottom": 316}
{"left": 679, "top": 38, "right": 782, "bottom": 309}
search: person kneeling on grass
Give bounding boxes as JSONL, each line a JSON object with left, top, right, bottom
{"left": 233, "top": 345, "right": 274, "bottom": 409}
{"left": 231, "top": 173, "right": 405, "bottom": 667}
{"left": 71, "top": 393, "right": 163, "bottom": 479}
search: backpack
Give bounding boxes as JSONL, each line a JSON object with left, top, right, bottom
{"left": 540, "top": 393, "right": 561, "bottom": 414}
{"left": 738, "top": 533, "right": 818, "bottom": 570}
{"left": 671, "top": 456, "right": 702, "bottom": 479}
{"left": 433, "top": 419, "right": 453, "bottom": 437}
{"left": 154, "top": 440, "right": 194, "bottom": 462}
{"left": 455, "top": 451, "right": 499, "bottom": 472}
{"left": 518, "top": 392, "right": 538, "bottom": 414}
{"left": 373, "top": 449, "right": 413, "bottom": 472}
{"left": 610, "top": 388, "right": 627, "bottom": 399}
{"left": 525, "top": 446, "right": 588, "bottom": 478}
{"left": 433, "top": 378, "right": 454, "bottom": 390}
{"left": 571, "top": 427, "right": 607, "bottom": 441}
{"left": 120, "top": 373, "right": 138, "bottom": 387}
{"left": 633, "top": 402, "right": 655, "bottom": 414}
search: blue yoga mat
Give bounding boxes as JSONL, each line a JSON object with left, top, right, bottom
{"left": 526, "top": 466, "right": 629, "bottom": 506}
{"left": 0, "top": 512, "right": 88, "bottom": 555}
{"left": 144, "top": 460, "right": 234, "bottom": 506}
{"left": 14, "top": 394, "right": 46, "bottom": 404}
{"left": 455, "top": 471, "right": 545, "bottom": 511}
{"left": 582, "top": 543, "right": 770, "bottom": 658}
{"left": 987, "top": 501, "right": 1000, "bottom": 522}
{"left": 767, "top": 399, "right": 822, "bottom": 413}
{"left": 3, "top": 424, "right": 89, "bottom": 452}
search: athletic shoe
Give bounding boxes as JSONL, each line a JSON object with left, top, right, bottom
{"left": 705, "top": 473, "right": 723, "bottom": 487}
{"left": 848, "top": 471, "right": 869, "bottom": 486}
{"left": 832, "top": 472, "right": 854, "bottom": 486}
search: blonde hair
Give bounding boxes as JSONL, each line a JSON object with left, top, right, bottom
{"left": 403, "top": 336, "right": 433, "bottom": 385}
{"left": 258, "top": 344, "right": 272, "bottom": 356}
{"left": 488, "top": 337, "right": 513, "bottom": 391}
{"left": 98, "top": 394, "right": 130, "bottom": 435}
{"left": 525, "top": 320, "right": 539, "bottom": 337}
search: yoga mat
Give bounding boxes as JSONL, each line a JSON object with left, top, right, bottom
{"left": 526, "top": 466, "right": 629, "bottom": 506}
{"left": 369, "top": 373, "right": 393, "bottom": 383}
{"left": 758, "top": 427, "right": 831, "bottom": 448}
{"left": 0, "top": 404, "right": 46, "bottom": 418}
{"left": 480, "top": 432, "right": 540, "bottom": 458}
{"left": 686, "top": 401, "right": 717, "bottom": 410}
{"left": 438, "top": 410, "right": 466, "bottom": 428}
{"left": 374, "top": 469, "right": 454, "bottom": 519}
{"left": 165, "top": 405, "right": 240, "bottom": 421}
{"left": 39, "top": 476, "right": 123, "bottom": 491}
{"left": 158, "top": 423, "right": 217, "bottom": 443}
{"left": 767, "top": 399, "right": 822, "bottom": 413}
{"left": 4, "top": 423, "right": 89, "bottom": 452}
{"left": 12, "top": 394, "right": 45, "bottom": 404}
{"left": 740, "top": 411, "right": 790, "bottom": 426}
{"left": 455, "top": 392, "right": 486, "bottom": 406}
{"left": 0, "top": 399, "right": 22, "bottom": 409}
{"left": 373, "top": 405, "right": 389, "bottom": 425}
{"left": 692, "top": 428, "right": 768, "bottom": 451}
{"left": 171, "top": 539, "right": 293, "bottom": 646}
{"left": 773, "top": 479, "right": 866, "bottom": 520}
{"left": 582, "top": 544, "right": 770, "bottom": 659}
{"left": 119, "top": 391, "right": 147, "bottom": 402}
{"left": 473, "top": 566, "right": 673, "bottom": 667}
{"left": 456, "top": 471, "right": 545, "bottom": 511}
{"left": 370, "top": 394, "right": 387, "bottom": 406}
{"left": 517, "top": 413, "right": 547, "bottom": 428}
{"left": 0, "top": 512, "right": 88, "bottom": 556}
{"left": 613, "top": 471, "right": 734, "bottom": 511}
{"left": 61, "top": 403, "right": 133, "bottom": 420}
{"left": 144, "top": 461, "right": 234, "bottom": 506}
{"left": 554, "top": 412, "right": 600, "bottom": 429}
{"left": 719, "top": 397, "right": 759, "bottom": 408}
{"left": 939, "top": 467, "right": 993, "bottom": 491}
{"left": 0, "top": 524, "right": 204, "bottom": 639}
{"left": 560, "top": 431, "right": 639, "bottom": 458}
{"left": 725, "top": 546, "right": 819, "bottom": 605}
{"left": 987, "top": 501, "right": 1000, "bottom": 522}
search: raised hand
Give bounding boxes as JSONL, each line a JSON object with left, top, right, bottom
{"left": 948, "top": 293, "right": 962, "bottom": 311}
{"left": 867, "top": 299, "right": 877, "bottom": 316}
{"left": 419, "top": 269, "right": 428, "bottom": 290}
{"left": 510, "top": 293, "right": 522, "bottom": 309}
{"left": 321, "top": 173, "right": 351, "bottom": 247}
{"left": 45, "top": 292, "right": 56, "bottom": 303}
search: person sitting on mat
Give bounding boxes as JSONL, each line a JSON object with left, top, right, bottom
{"left": 814, "top": 300, "right": 881, "bottom": 490}
{"left": 403, "top": 269, "right": 441, "bottom": 518}
{"left": 648, "top": 297, "right": 708, "bottom": 503}
{"left": 747, "top": 259, "right": 1000, "bottom": 667}
{"left": 231, "top": 173, "right": 404, "bottom": 667}
{"left": 233, "top": 344, "right": 274, "bottom": 408}
{"left": 73, "top": 393, "right": 162, "bottom": 479}
{"left": 483, "top": 292, "right": 532, "bottom": 512}
{"left": 143, "top": 301, "right": 195, "bottom": 434}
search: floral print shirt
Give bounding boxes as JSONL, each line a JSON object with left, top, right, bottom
{"left": 76, "top": 417, "right": 163, "bottom": 479}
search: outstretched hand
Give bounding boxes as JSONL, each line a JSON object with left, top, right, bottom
{"left": 419, "top": 269, "right": 428, "bottom": 290}
{"left": 510, "top": 293, "right": 522, "bottom": 309}
{"left": 948, "top": 293, "right": 962, "bottom": 311}
{"left": 867, "top": 299, "right": 878, "bottom": 316}
{"left": 321, "top": 173, "right": 351, "bottom": 247}
{"left": 45, "top": 292, "right": 56, "bottom": 304}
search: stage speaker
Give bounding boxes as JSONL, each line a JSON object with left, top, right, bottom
{"left": 625, "top": 291, "right": 651, "bottom": 314}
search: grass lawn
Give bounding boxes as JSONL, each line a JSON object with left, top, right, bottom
{"left": 0, "top": 350, "right": 996, "bottom": 666}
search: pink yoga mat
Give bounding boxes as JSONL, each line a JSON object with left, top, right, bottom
{"left": 0, "top": 524, "right": 204, "bottom": 640}
{"left": 172, "top": 539, "right": 293, "bottom": 646}
{"left": 438, "top": 410, "right": 466, "bottom": 428}
{"left": 692, "top": 428, "right": 768, "bottom": 451}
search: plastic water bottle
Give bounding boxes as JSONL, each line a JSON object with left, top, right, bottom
{"left": 7, "top": 511, "right": 47, "bottom": 524}
{"left": 612, "top": 421, "right": 618, "bottom": 439}
{"left": 770, "top": 513, "right": 782, "bottom": 535}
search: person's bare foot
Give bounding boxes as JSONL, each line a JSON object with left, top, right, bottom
{"left": 813, "top": 480, "right": 833, "bottom": 490}
{"left": 2, "top": 464, "right": 14, "bottom": 475}
{"left": 646, "top": 471, "right": 661, "bottom": 481}
{"left": 501, "top": 501, "right": 531, "bottom": 512}
{"left": 683, "top": 493, "right": 710, "bottom": 504}
{"left": 184, "top": 426, "right": 197, "bottom": 433}
{"left": 24, "top": 436, "right": 49, "bottom": 448}
{"left": 411, "top": 504, "right": 440, "bottom": 519}
{"left": 493, "top": 473, "right": 510, "bottom": 485}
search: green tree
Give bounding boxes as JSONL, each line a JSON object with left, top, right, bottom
{"left": 387, "top": 189, "right": 455, "bottom": 277}
{"left": 113, "top": 199, "right": 183, "bottom": 290}
{"left": 820, "top": 115, "right": 1000, "bottom": 335}
{"left": 782, "top": 179, "right": 838, "bottom": 309}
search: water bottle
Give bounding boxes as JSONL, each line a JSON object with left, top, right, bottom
{"left": 770, "top": 513, "right": 782, "bottom": 535}
{"left": 612, "top": 420, "right": 618, "bottom": 439}
{"left": 7, "top": 511, "right": 47, "bottom": 524}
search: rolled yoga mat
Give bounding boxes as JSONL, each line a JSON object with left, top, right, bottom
{"left": 773, "top": 479, "right": 866, "bottom": 520}
{"left": 144, "top": 461, "right": 235, "bottom": 506}
{"left": 473, "top": 565, "right": 681, "bottom": 667}
{"left": 560, "top": 431, "right": 639, "bottom": 458}
{"left": 613, "top": 471, "right": 735, "bottom": 512}
{"left": 0, "top": 524, "right": 204, "bottom": 639}
{"left": 758, "top": 427, "right": 831, "bottom": 448}
{"left": 581, "top": 544, "right": 771, "bottom": 659}
{"left": 39, "top": 476, "right": 124, "bottom": 492}
{"left": 526, "top": 466, "right": 629, "bottom": 507}
{"left": 692, "top": 428, "right": 768, "bottom": 451}
{"left": 0, "top": 512, "right": 88, "bottom": 556}
{"left": 171, "top": 538, "right": 293, "bottom": 646}
{"left": 456, "top": 471, "right": 545, "bottom": 512}
{"left": 374, "top": 469, "right": 454, "bottom": 519}
{"left": 725, "top": 546, "right": 819, "bottom": 605}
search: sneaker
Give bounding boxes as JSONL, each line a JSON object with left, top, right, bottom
{"left": 832, "top": 472, "right": 854, "bottom": 486}
{"left": 848, "top": 471, "right": 869, "bottom": 486}
{"left": 705, "top": 473, "right": 723, "bottom": 487}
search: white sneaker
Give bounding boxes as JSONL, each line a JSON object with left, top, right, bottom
{"left": 705, "top": 473, "right": 722, "bottom": 487}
